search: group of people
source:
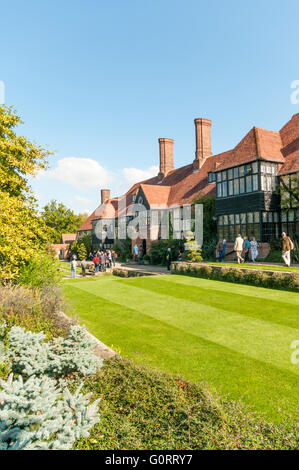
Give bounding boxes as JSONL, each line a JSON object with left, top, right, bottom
{"left": 216, "top": 232, "right": 294, "bottom": 267}
{"left": 70, "top": 249, "right": 118, "bottom": 278}
{"left": 232, "top": 235, "right": 259, "bottom": 264}
{"left": 89, "top": 249, "right": 118, "bottom": 273}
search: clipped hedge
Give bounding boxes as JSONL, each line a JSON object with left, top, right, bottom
{"left": 171, "top": 262, "right": 299, "bottom": 291}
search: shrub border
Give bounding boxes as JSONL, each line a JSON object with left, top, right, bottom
{"left": 171, "top": 262, "right": 299, "bottom": 291}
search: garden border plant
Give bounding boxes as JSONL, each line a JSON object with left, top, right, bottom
{"left": 171, "top": 262, "right": 299, "bottom": 291}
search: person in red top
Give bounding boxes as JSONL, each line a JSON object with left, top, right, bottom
{"left": 93, "top": 254, "right": 100, "bottom": 273}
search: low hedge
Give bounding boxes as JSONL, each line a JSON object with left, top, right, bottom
{"left": 171, "top": 262, "right": 299, "bottom": 291}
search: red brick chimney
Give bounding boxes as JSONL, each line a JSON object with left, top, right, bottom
{"left": 193, "top": 118, "right": 212, "bottom": 171}
{"left": 158, "top": 138, "right": 174, "bottom": 179}
{"left": 101, "top": 189, "right": 110, "bottom": 204}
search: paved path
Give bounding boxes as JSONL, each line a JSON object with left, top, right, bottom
{"left": 118, "top": 262, "right": 169, "bottom": 275}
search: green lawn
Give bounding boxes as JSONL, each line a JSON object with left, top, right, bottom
{"left": 63, "top": 274, "right": 299, "bottom": 422}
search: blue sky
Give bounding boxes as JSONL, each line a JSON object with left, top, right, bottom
{"left": 1, "top": 0, "right": 299, "bottom": 214}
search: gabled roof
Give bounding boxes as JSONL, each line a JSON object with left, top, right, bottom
{"left": 215, "top": 127, "right": 284, "bottom": 171}
{"left": 77, "top": 211, "right": 96, "bottom": 231}
{"left": 279, "top": 113, "right": 299, "bottom": 175}
{"left": 61, "top": 233, "right": 77, "bottom": 244}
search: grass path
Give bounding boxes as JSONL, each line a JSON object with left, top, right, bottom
{"left": 63, "top": 275, "right": 299, "bottom": 422}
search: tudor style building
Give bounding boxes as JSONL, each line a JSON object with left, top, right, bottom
{"left": 77, "top": 114, "right": 299, "bottom": 253}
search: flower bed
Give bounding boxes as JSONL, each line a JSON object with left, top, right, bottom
{"left": 171, "top": 262, "right": 299, "bottom": 291}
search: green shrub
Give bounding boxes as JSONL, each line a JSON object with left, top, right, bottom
{"left": 149, "top": 239, "right": 184, "bottom": 265}
{"left": 0, "top": 285, "right": 69, "bottom": 339}
{"left": 71, "top": 234, "right": 92, "bottom": 260}
{"left": 74, "top": 357, "right": 298, "bottom": 450}
{"left": 171, "top": 262, "right": 299, "bottom": 291}
{"left": 19, "top": 253, "right": 62, "bottom": 289}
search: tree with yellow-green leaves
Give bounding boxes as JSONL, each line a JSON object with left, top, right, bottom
{"left": 0, "top": 105, "right": 52, "bottom": 282}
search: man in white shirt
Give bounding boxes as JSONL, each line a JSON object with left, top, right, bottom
{"left": 234, "top": 234, "right": 244, "bottom": 264}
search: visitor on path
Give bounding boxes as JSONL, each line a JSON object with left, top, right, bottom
{"left": 107, "top": 250, "right": 112, "bottom": 268}
{"left": 166, "top": 248, "right": 172, "bottom": 271}
{"left": 71, "top": 257, "right": 77, "bottom": 279}
{"left": 216, "top": 238, "right": 225, "bottom": 262}
{"left": 100, "top": 251, "right": 106, "bottom": 271}
{"left": 88, "top": 252, "right": 93, "bottom": 261}
{"left": 176, "top": 248, "right": 182, "bottom": 261}
{"left": 243, "top": 236, "right": 251, "bottom": 263}
{"left": 111, "top": 250, "right": 117, "bottom": 267}
{"left": 282, "top": 232, "right": 293, "bottom": 267}
{"left": 137, "top": 247, "right": 143, "bottom": 265}
{"left": 250, "top": 237, "right": 258, "bottom": 262}
{"left": 223, "top": 239, "right": 227, "bottom": 258}
{"left": 133, "top": 243, "right": 139, "bottom": 262}
{"left": 93, "top": 254, "right": 100, "bottom": 273}
{"left": 234, "top": 234, "right": 244, "bottom": 264}
{"left": 81, "top": 258, "right": 87, "bottom": 277}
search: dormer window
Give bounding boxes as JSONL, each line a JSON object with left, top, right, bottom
{"left": 132, "top": 194, "right": 136, "bottom": 202}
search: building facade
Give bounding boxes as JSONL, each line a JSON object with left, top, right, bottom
{"left": 77, "top": 114, "right": 299, "bottom": 252}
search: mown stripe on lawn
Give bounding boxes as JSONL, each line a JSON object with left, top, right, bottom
{"left": 125, "top": 277, "right": 299, "bottom": 329}
{"left": 167, "top": 274, "right": 299, "bottom": 305}
{"left": 63, "top": 284, "right": 299, "bottom": 421}
{"left": 65, "top": 278, "right": 299, "bottom": 375}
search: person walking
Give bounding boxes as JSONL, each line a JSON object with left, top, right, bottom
{"left": 71, "top": 257, "right": 77, "bottom": 279}
{"left": 111, "top": 250, "right": 116, "bottom": 267}
{"left": 223, "top": 238, "right": 227, "bottom": 259}
{"left": 81, "top": 258, "right": 87, "bottom": 277}
{"left": 282, "top": 232, "right": 293, "bottom": 267}
{"left": 133, "top": 243, "right": 139, "bottom": 262}
{"left": 250, "top": 237, "right": 258, "bottom": 262}
{"left": 107, "top": 250, "right": 112, "bottom": 268}
{"left": 137, "top": 247, "right": 143, "bottom": 265}
{"left": 100, "top": 251, "right": 106, "bottom": 272}
{"left": 166, "top": 248, "right": 172, "bottom": 271}
{"left": 234, "top": 234, "right": 244, "bottom": 264}
{"left": 93, "top": 253, "right": 100, "bottom": 273}
{"left": 216, "top": 238, "right": 225, "bottom": 262}
{"left": 243, "top": 236, "right": 251, "bottom": 263}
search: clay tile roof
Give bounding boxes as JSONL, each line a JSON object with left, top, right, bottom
{"left": 77, "top": 211, "right": 96, "bottom": 231}
{"left": 61, "top": 233, "right": 77, "bottom": 243}
{"left": 140, "top": 184, "right": 171, "bottom": 206}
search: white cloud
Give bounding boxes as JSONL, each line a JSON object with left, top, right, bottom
{"left": 48, "top": 157, "right": 111, "bottom": 189}
{"left": 75, "top": 195, "right": 93, "bottom": 204}
{"left": 122, "top": 165, "right": 158, "bottom": 186}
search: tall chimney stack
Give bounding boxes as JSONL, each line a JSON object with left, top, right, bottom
{"left": 158, "top": 138, "right": 174, "bottom": 179}
{"left": 193, "top": 118, "right": 212, "bottom": 171}
{"left": 101, "top": 189, "right": 110, "bottom": 204}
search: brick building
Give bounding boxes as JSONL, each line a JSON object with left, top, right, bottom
{"left": 77, "top": 114, "right": 299, "bottom": 254}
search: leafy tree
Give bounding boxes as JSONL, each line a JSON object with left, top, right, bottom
{"left": 41, "top": 200, "right": 83, "bottom": 243}
{"left": 0, "top": 105, "right": 52, "bottom": 282}
{"left": 0, "top": 105, "right": 50, "bottom": 201}
{"left": 71, "top": 234, "right": 92, "bottom": 260}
